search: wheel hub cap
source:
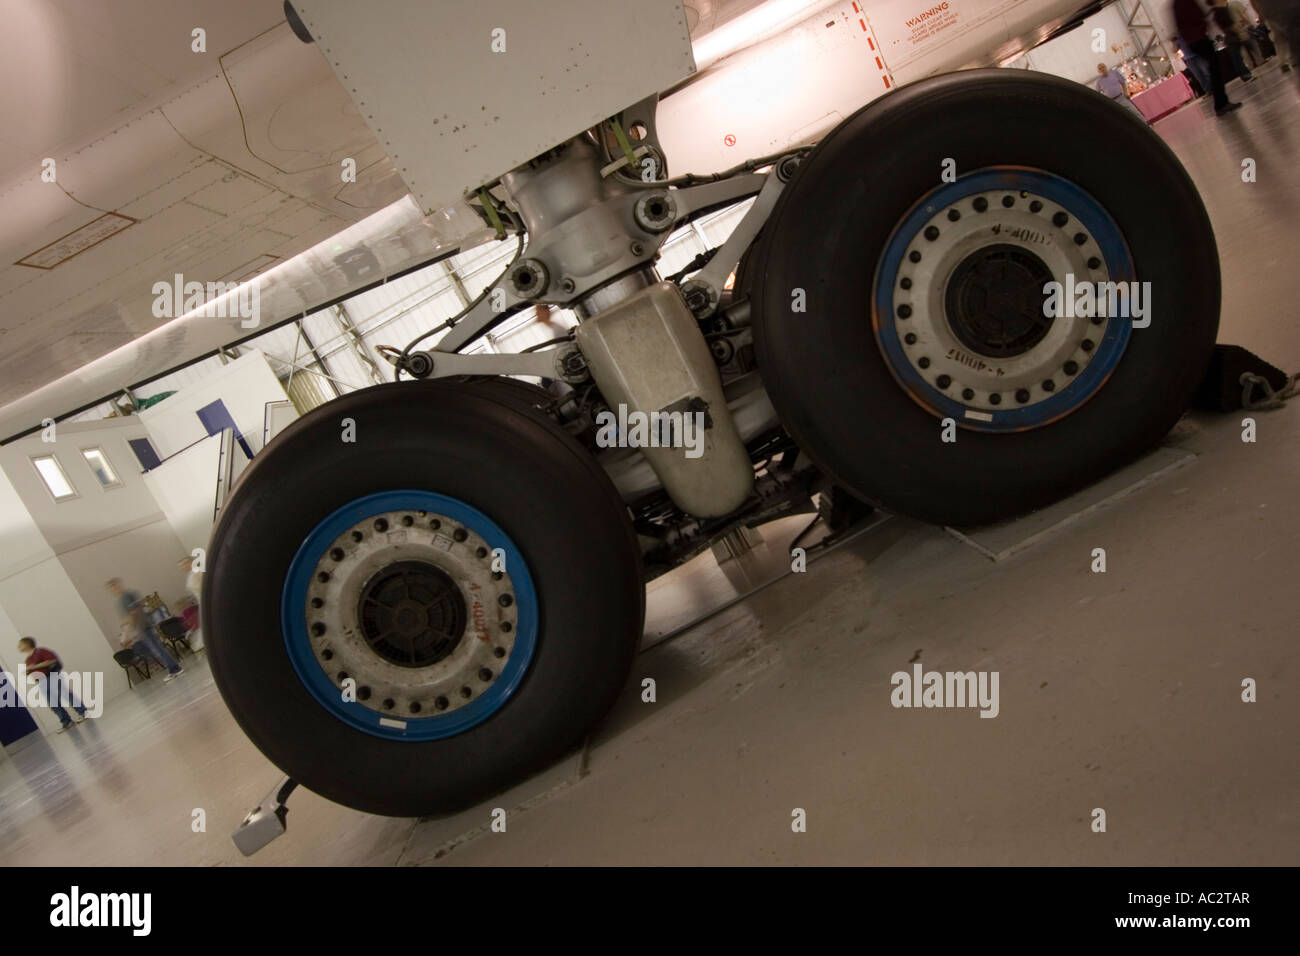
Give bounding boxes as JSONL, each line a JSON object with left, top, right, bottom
{"left": 873, "top": 167, "right": 1136, "bottom": 432}
{"left": 945, "top": 243, "right": 1056, "bottom": 358}
{"left": 358, "top": 560, "right": 466, "bottom": 667}
{"left": 282, "top": 490, "right": 538, "bottom": 741}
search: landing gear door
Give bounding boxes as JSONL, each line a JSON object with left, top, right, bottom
{"left": 289, "top": 0, "right": 697, "bottom": 216}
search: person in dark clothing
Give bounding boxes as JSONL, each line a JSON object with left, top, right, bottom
{"left": 1211, "top": 0, "right": 1255, "bottom": 80}
{"left": 18, "top": 637, "right": 86, "bottom": 731}
{"left": 1173, "top": 32, "right": 1213, "bottom": 94}
{"left": 1174, "top": 0, "right": 1241, "bottom": 114}
{"left": 1253, "top": 0, "right": 1297, "bottom": 72}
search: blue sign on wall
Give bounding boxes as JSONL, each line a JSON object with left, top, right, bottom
{"left": 0, "top": 666, "right": 40, "bottom": 745}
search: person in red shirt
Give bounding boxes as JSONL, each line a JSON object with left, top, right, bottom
{"left": 18, "top": 637, "right": 87, "bottom": 732}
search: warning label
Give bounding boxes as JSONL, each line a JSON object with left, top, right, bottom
{"left": 902, "top": 2, "right": 958, "bottom": 45}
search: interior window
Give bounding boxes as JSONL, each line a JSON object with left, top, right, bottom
{"left": 81, "top": 447, "right": 122, "bottom": 488}
{"left": 32, "top": 455, "right": 77, "bottom": 501}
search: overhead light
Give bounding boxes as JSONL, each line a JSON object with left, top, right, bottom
{"left": 691, "top": 0, "right": 833, "bottom": 71}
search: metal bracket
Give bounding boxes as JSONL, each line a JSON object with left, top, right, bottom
{"left": 412, "top": 346, "right": 584, "bottom": 383}
{"left": 679, "top": 168, "right": 789, "bottom": 319}
{"left": 232, "top": 775, "right": 298, "bottom": 857}
{"left": 437, "top": 172, "right": 768, "bottom": 354}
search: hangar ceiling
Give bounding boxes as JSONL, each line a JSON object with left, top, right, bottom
{"left": 0, "top": 0, "right": 408, "bottom": 409}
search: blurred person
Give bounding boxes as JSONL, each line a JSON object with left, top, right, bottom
{"left": 1173, "top": 32, "right": 1213, "bottom": 94}
{"left": 1253, "top": 0, "right": 1297, "bottom": 71}
{"left": 1211, "top": 0, "right": 1256, "bottom": 79}
{"left": 1175, "top": 0, "right": 1241, "bottom": 113}
{"left": 178, "top": 555, "right": 204, "bottom": 651}
{"left": 1235, "top": 5, "right": 1266, "bottom": 63}
{"left": 18, "top": 637, "right": 86, "bottom": 732}
{"left": 1095, "top": 62, "right": 1147, "bottom": 120}
{"left": 1232, "top": 6, "right": 1263, "bottom": 62}
{"left": 106, "top": 577, "right": 184, "bottom": 681}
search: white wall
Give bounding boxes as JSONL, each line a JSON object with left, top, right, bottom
{"left": 0, "top": 448, "right": 54, "bottom": 583}
{"left": 141, "top": 433, "right": 224, "bottom": 557}
{"left": 58, "top": 520, "right": 190, "bottom": 646}
{"left": 0, "top": 416, "right": 190, "bottom": 653}
{"left": 0, "top": 416, "right": 166, "bottom": 554}
{"left": 0, "top": 468, "right": 128, "bottom": 727}
{"left": 138, "top": 350, "right": 292, "bottom": 460}
{"left": 0, "top": 559, "right": 129, "bottom": 725}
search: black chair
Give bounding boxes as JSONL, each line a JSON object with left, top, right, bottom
{"left": 156, "top": 617, "right": 194, "bottom": 658}
{"left": 114, "top": 649, "right": 152, "bottom": 688}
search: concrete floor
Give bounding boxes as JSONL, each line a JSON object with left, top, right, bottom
{"left": 2, "top": 65, "right": 1297, "bottom": 867}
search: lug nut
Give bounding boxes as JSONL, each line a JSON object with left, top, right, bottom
{"left": 990, "top": 393, "right": 1002, "bottom": 405}
{"left": 1029, "top": 200, "right": 1043, "bottom": 213}
{"left": 961, "top": 388, "right": 975, "bottom": 400}
{"left": 498, "top": 594, "right": 513, "bottom": 607}
{"left": 973, "top": 197, "right": 989, "bottom": 213}
{"left": 435, "top": 697, "right": 448, "bottom": 711}
{"left": 1042, "top": 379, "right": 1055, "bottom": 392}
{"left": 909, "top": 250, "right": 922, "bottom": 263}
{"left": 1015, "top": 388, "right": 1031, "bottom": 404}
{"left": 924, "top": 226, "right": 940, "bottom": 241}
{"left": 330, "top": 547, "right": 344, "bottom": 561}
{"left": 374, "top": 518, "right": 388, "bottom": 532}
{"left": 900, "top": 277, "right": 912, "bottom": 290}
{"left": 1063, "top": 361, "right": 1079, "bottom": 375}
{"left": 311, "top": 622, "right": 326, "bottom": 636}
{"left": 453, "top": 527, "right": 468, "bottom": 542}
{"left": 947, "top": 209, "right": 961, "bottom": 222}
{"left": 500, "top": 621, "right": 513, "bottom": 633}
{"left": 918, "top": 357, "right": 931, "bottom": 369}
{"left": 1081, "top": 339, "right": 1095, "bottom": 352}
{"left": 1073, "top": 233, "right": 1087, "bottom": 246}
{"left": 936, "top": 374, "right": 952, "bottom": 389}
{"left": 1087, "top": 256, "right": 1101, "bottom": 270}
{"left": 479, "top": 668, "right": 494, "bottom": 682}
{"left": 1052, "top": 212, "right": 1069, "bottom": 227}
{"left": 1001, "top": 195, "right": 1015, "bottom": 208}
{"left": 898, "top": 305, "right": 912, "bottom": 319}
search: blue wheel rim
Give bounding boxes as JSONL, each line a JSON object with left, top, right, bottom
{"left": 873, "top": 166, "right": 1136, "bottom": 432}
{"left": 281, "top": 490, "right": 538, "bottom": 741}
